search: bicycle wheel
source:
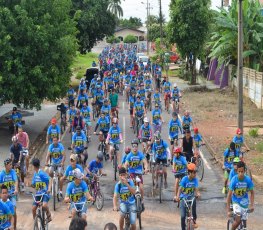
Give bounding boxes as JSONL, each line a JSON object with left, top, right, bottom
{"left": 124, "top": 215, "right": 130, "bottom": 230}
{"left": 114, "top": 155, "right": 117, "bottom": 181}
{"left": 136, "top": 120, "right": 139, "bottom": 137}
{"left": 95, "top": 190, "right": 104, "bottom": 211}
{"left": 43, "top": 210, "right": 49, "bottom": 230}
{"left": 196, "top": 157, "right": 204, "bottom": 181}
{"left": 187, "top": 218, "right": 194, "bottom": 230}
{"left": 52, "top": 179, "right": 56, "bottom": 211}
{"left": 56, "top": 178, "right": 61, "bottom": 202}
{"left": 159, "top": 175, "right": 163, "bottom": 203}
{"left": 33, "top": 215, "right": 43, "bottom": 230}
{"left": 227, "top": 219, "right": 233, "bottom": 230}
{"left": 136, "top": 197, "right": 142, "bottom": 229}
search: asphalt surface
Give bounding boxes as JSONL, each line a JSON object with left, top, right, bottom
{"left": 6, "top": 88, "right": 261, "bottom": 230}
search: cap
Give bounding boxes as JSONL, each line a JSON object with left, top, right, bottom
{"left": 143, "top": 117, "right": 149, "bottom": 123}
{"left": 13, "top": 107, "right": 17, "bottom": 111}
{"left": 72, "top": 168, "right": 84, "bottom": 179}
{"left": 173, "top": 83, "right": 177, "bottom": 87}
{"left": 70, "top": 154, "right": 78, "bottom": 161}
{"left": 187, "top": 163, "right": 196, "bottom": 171}
{"left": 4, "top": 158, "right": 12, "bottom": 165}
{"left": 11, "top": 136, "right": 18, "bottom": 142}
{"left": 51, "top": 118, "right": 57, "bottom": 124}
{"left": 194, "top": 128, "right": 198, "bottom": 133}
{"left": 236, "top": 128, "right": 242, "bottom": 135}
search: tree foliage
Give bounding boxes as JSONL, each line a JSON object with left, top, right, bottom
{"left": 208, "top": 0, "right": 263, "bottom": 71}
{"left": 168, "top": 0, "right": 211, "bottom": 84}
{"left": 71, "top": 0, "right": 116, "bottom": 53}
{"left": 118, "top": 17, "right": 142, "bottom": 28}
{"left": 124, "top": 35, "right": 137, "bottom": 43}
{"left": 107, "top": 0, "right": 123, "bottom": 18}
{"left": 0, "top": 0, "right": 77, "bottom": 109}
{"left": 106, "top": 36, "right": 121, "bottom": 44}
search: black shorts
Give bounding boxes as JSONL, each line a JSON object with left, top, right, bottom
{"left": 129, "top": 109, "right": 133, "bottom": 115}
{"left": 170, "top": 136, "right": 178, "bottom": 145}
{"left": 174, "top": 173, "right": 187, "bottom": 179}
{"left": 155, "top": 158, "right": 167, "bottom": 165}
{"left": 142, "top": 138, "right": 151, "bottom": 143}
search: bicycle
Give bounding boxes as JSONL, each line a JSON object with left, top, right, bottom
{"left": 47, "top": 164, "right": 63, "bottom": 211}
{"left": 156, "top": 161, "right": 169, "bottom": 203}
{"left": 112, "top": 143, "right": 120, "bottom": 181}
{"left": 227, "top": 209, "right": 252, "bottom": 230}
{"left": 134, "top": 115, "right": 144, "bottom": 137}
{"left": 191, "top": 153, "right": 205, "bottom": 182}
{"left": 97, "top": 132, "right": 108, "bottom": 161}
{"left": 172, "top": 98, "right": 180, "bottom": 114}
{"left": 32, "top": 193, "right": 50, "bottom": 230}
{"left": 89, "top": 174, "right": 105, "bottom": 211}
{"left": 70, "top": 201, "right": 88, "bottom": 217}
{"left": 60, "top": 113, "right": 67, "bottom": 134}
{"left": 149, "top": 152, "right": 155, "bottom": 194}
{"left": 180, "top": 196, "right": 197, "bottom": 230}
{"left": 145, "top": 91, "right": 152, "bottom": 111}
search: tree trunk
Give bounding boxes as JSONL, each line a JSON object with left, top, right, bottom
{"left": 190, "top": 56, "right": 197, "bottom": 85}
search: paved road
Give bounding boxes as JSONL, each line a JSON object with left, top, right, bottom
{"left": 12, "top": 89, "right": 263, "bottom": 230}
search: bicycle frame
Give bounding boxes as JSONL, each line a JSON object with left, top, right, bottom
{"left": 182, "top": 197, "right": 196, "bottom": 228}
{"left": 71, "top": 201, "right": 87, "bottom": 217}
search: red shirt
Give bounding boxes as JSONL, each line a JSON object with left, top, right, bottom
{"left": 16, "top": 132, "right": 29, "bottom": 148}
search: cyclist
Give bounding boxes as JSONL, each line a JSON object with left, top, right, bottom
{"left": 109, "top": 89, "right": 119, "bottom": 119}
{"left": 71, "top": 126, "right": 88, "bottom": 165}
{"left": 176, "top": 163, "right": 200, "bottom": 230}
{"left": 169, "top": 112, "right": 183, "bottom": 154}
{"left": 94, "top": 85, "right": 105, "bottom": 114}
{"left": 193, "top": 128, "right": 204, "bottom": 153}
{"left": 0, "top": 158, "right": 18, "bottom": 229}
{"left": 133, "top": 96, "right": 145, "bottom": 126}
{"left": 138, "top": 117, "right": 152, "bottom": 156}
{"left": 64, "top": 168, "right": 93, "bottom": 221}
{"left": 94, "top": 112, "right": 110, "bottom": 140}
{"left": 228, "top": 157, "right": 240, "bottom": 182}
{"left": 121, "top": 147, "right": 131, "bottom": 167}
{"left": 222, "top": 142, "right": 239, "bottom": 195}
{"left": 8, "top": 107, "right": 22, "bottom": 133}
{"left": 181, "top": 129, "right": 196, "bottom": 163}
{"left": 101, "top": 99, "right": 111, "bottom": 121}
{"left": 106, "top": 118, "right": 123, "bottom": 163}
{"left": 67, "top": 85, "right": 75, "bottom": 106}
{"left": 171, "top": 83, "right": 182, "bottom": 112}
{"left": 129, "top": 90, "right": 136, "bottom": 128}
{"left": 124, "top": 139, "right": 149, "bottom": 211}
{"left": 0, "top": 184, "right": 14, "bottom": 230}
{"left": 153, "top": 88, "right": 161, "bottom": 110}
{"left": 78, "top": 78, "right": 87, "bottom": 94}
{"left": 227, "top": 161, "right": 254, "bottom": 230}
{"left": 68, "top": 104, "right": 77, "bottom": 132}
{"left": 137, "top": 84, "right": 146, "bottom": 105}
{"left": 72, "top": 110, "right": 85, "bottom": 133}
{"left": 46, "top": 118, "right": 61, "bottom": 144}
{"left": 163, "top": 77, "right": 171, "bottom": 112}
{"left": 113, "top": 68, "right": 120, "bottom": 89}
{"left": 232, "top": 128, "right": 244, "bottom": 156}
{"left": 76, "top": 89, "right": 89, "bottom": 109}
{"left": 151, "top": 103, "right": 164, "bottom": 133}
{"left": 152, "top": 131, "right": 171, "bottom": 189}
{"left": 182, "top": 111, "right": 193, "bottom": 133}
{"left": 80, "top": 102, "right": 92, "bottom": 140}
{"left": 45, "top": 136, "right": 65, "bottom": 197}
{"left": 129, "top": 75, "right": 137, "bottom": 91}
{"left": 113, "top": 167, "right": 136, "bottom": 230}
{"left": 172, "top": 147, "right": 188, "bottom": 201}
{"left": 31, "top": 158, "right": 52, "bottom": 223}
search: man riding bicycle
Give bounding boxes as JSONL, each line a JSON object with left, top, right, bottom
{"left": 169, "top": 112, "right": 183, "bottom": 154}
{"left": 181, "top": 130, "right": 196, "bottom": 163}
{"left": 101, "top": 99, "right": 111, "bottom": 121}
{"left": 46, "top": 118, "right": 61, "bottom": 144}
{"left": 113, "top": 167, "right": 136, "bottom": 230}
{"left": 151, "top": 103, "right": 164, "bottom": 133}
{"left": 182, "top": 111, "right": 193, "bottom": 133}
{"left": 138, "top": 117, "right": 152, "bottom": 156}
{"left": 133, "top": 96, "right": 145, "bottom": 129}
{"left": 124, "top": 139, "right": 149, "bottom": 212}
{"left": 232, "top": 128, "right": 244, "bottom": 156}
{"left": 80, "top": 102, "right": 92, "bottom": 139}
{"left": 76, "top": 89, "right": 89, "bottom": 109}
{"left": 129, "top": 90, "right": 136, "bottom": 128}
{"left": 152, "top": 131, "right": 171, "bottom": 189}
{"left": 171, "top": 83, "right": 182, "bottom": 112}
{"left": 45, "top": 136, "right": 66, "bottom": 197}
{"left": 72, "top": 110, "right": 85, "bottom": 133}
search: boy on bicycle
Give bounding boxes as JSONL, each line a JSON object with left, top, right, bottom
{"left": 113, "top": 167, "right": 136, "bottom": 230}
{"left": 227, "top": 161, "right": 254, "bottom": 230}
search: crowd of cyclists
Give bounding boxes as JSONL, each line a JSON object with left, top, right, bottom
{"left": 0, "top": 43, "right": 255, "bottom": 230}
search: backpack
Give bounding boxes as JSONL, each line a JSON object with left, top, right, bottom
{"left": 225, "top": 148, "right": 238, "bottom": 158}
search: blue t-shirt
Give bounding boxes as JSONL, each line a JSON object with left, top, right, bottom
{"left": 163, "top": 82, "right": 171, "bottom": 93}
{"left": 172, "top": 88, "right": 180, "bottom": 99}
{"left": 48, "top": 143, "right": 65, "bottom": 165}
{"left": 68, "top": 109, "right": 77, "bottom": 122}
{"left": 144, "top": 79, "right": 152, "bottom": 90}
{"left": 232, "top": 136, "right": 244, "bottom": 151}
{"left": 72, "top": 132, "right": 87, "bottom": 147}
{"left": 134, "top": 101, "right": 144, "bottom": 116}
{"left": 138, "top": 89, "right": 146, "bottom": 100}
{"left": 229, "top": 175, "right": 254, "bottom": 208}
{"left": 77, "top": 93, "right": 88, "bottom": 106}
{"left": 78, "top": 83, "right": 87, "bottom": 92}
{"left": 193, "top": 134, "right": 202, "bottom": 148}
{"left": 66, "top": 181, "right": 88, "bottom": 202}
{"left": 124, "top": 75, "right": 131, "bottom": 85}
{"left": 228, "top": 168, "right": 237, "bottom": 182}
{"left": 169, "top": 119, "right": 182, "bottom": 138}
{"left": 32, "top": 170, "right": 50, "bottom": 194}
{"left": 182, "top": 116, "right": 192, "bottom": 128}
{"left": 152, "top": 109, "right": 161, "bottom": 124}
{"left": 10, "top": 113, "right": 22, "bottom": 125}
{"left": 109, "top": 126, "right": 121, "bottom": 144}
{"left": 140, "top": 124, "right": 151, "bottom": 138}
{"left": 1, "top": 200, "right": 14, "bottom": 216}
{"left": 121, "top": 154, "right": 129, "bottom": 165}
{"left": 173, "top": 155, "right": 187, "bottom": 175}
{"left": 125, "top": 151, "right": 145, "bottom": 174}
{"left": 114, "top": 180, "right": 135, "bottom": 205}
{"left": 95, "top": 90, "right": 104, "bottom": 103}
{"left": 81, "top": 106, "right": 92, "bottom": 121}
{"left": 0, "top": 201, "right": 11, "bottom": 229}
{"left": 88, "top": 160, "right": 103, "bottom": 175}
{"left": 64, "top": 164, "right": 84, "bottom": 182}
{"left": 0, "top": 170, "right": 17, "bottom": 195}
{"left": 152, "top": 140, "right": 169, "bottom": 160}
{"left": 67, "top": 88, "right": 75, "bottom": 100}
{"left": 101, "top": 105, "right": 111, "bottom": 116}
{"left": 224, "top": 148, "right": 239, "bottom": 169}
{"left": 47, "top": 125, "right": 60, "bottom": 142}
{"left": 97, "top": 117, "right": 110, "bottom": 132}
{"left": 153, "top": 93, "right": 161, "bottom": 103}
{"left": 179, "top": 176, "right": 198, "bottom": 199}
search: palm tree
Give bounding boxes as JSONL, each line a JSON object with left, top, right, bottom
{"left": 107, "top": 0, "right": 124, "bottom": 18}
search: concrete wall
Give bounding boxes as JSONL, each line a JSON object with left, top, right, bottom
{"left": 115, "top": 29, "right": 145, "bottom": 41}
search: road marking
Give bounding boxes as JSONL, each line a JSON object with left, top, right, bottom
{"left": 123, "top": 116, "right": 126, "bottom": 152}
{"left": 122, "top": 101, "right": 125, "bottom": 110}
{"left": 61, "top": 126, "right": 69, "bottom": 141}
{"left": 178, "top": 115, "right": 211, "bottom": 170}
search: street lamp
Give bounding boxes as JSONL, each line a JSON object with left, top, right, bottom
{"left": 141, "top": 1, "right": 149, "bottom": 55}
{"left": 237, "top": 0, "right": 243, "bottom": 131}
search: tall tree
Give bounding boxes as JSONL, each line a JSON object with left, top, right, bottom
{"left": 168, "top": 0, "right": 211, "bottom": 84}
{"left": 71, "top": 0, "right": 116, "bottom": 53}
{"left": 107, "top": 0, "right": 123, "bottom": 18}
{"left": 0, "top": 0, "right": 77, "bottom": 109}
{"left": 118, "top": 17, "right": 142, "bottom": 28}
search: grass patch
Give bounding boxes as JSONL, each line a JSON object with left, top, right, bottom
{"left": 255, "top": 142, "right": 263, "bottom": 153}
{"left": 248, "top": 128, "right": 259, "bottom": 138}
{"left": 251, "top": 154, "right": 263, "bottom": 165}
{"left": 71, "top": 52, "right": 98, "bottom": 80}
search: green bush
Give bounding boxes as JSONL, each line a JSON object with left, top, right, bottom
{"left": 248, "top": 128, "right": 259, "bottom": 138}
{"left": 255, "top": 142, "right": 263, "bottom": 153}
{"left": 106, "top": 36, "right": 121, "bottom": 44}
{"left": 124, "top": 35, "right": 137, "bottom": 43}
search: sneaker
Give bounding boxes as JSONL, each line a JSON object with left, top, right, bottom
{"left": 193, "top": 222, "right": 198, "bottom": 228}
{"left": 222, "top": 187, "right": 226, "bottom": 194}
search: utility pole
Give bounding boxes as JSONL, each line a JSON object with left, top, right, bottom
{"left": 238, "top": 0, "right": 243, "bottom": 131}
{"left": 146, "top": 0, "right": 149, "bottom": 55}
{"left": 159, "top": 0, "right": 163, "bottom": 46}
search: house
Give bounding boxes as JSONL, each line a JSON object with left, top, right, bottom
{"left": 114, "top": 27, "right": 146, "bottom": 42}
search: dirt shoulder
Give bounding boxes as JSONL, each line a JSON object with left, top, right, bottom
{"left": 179, "top": 79, "right": 263, "bottom": 185}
